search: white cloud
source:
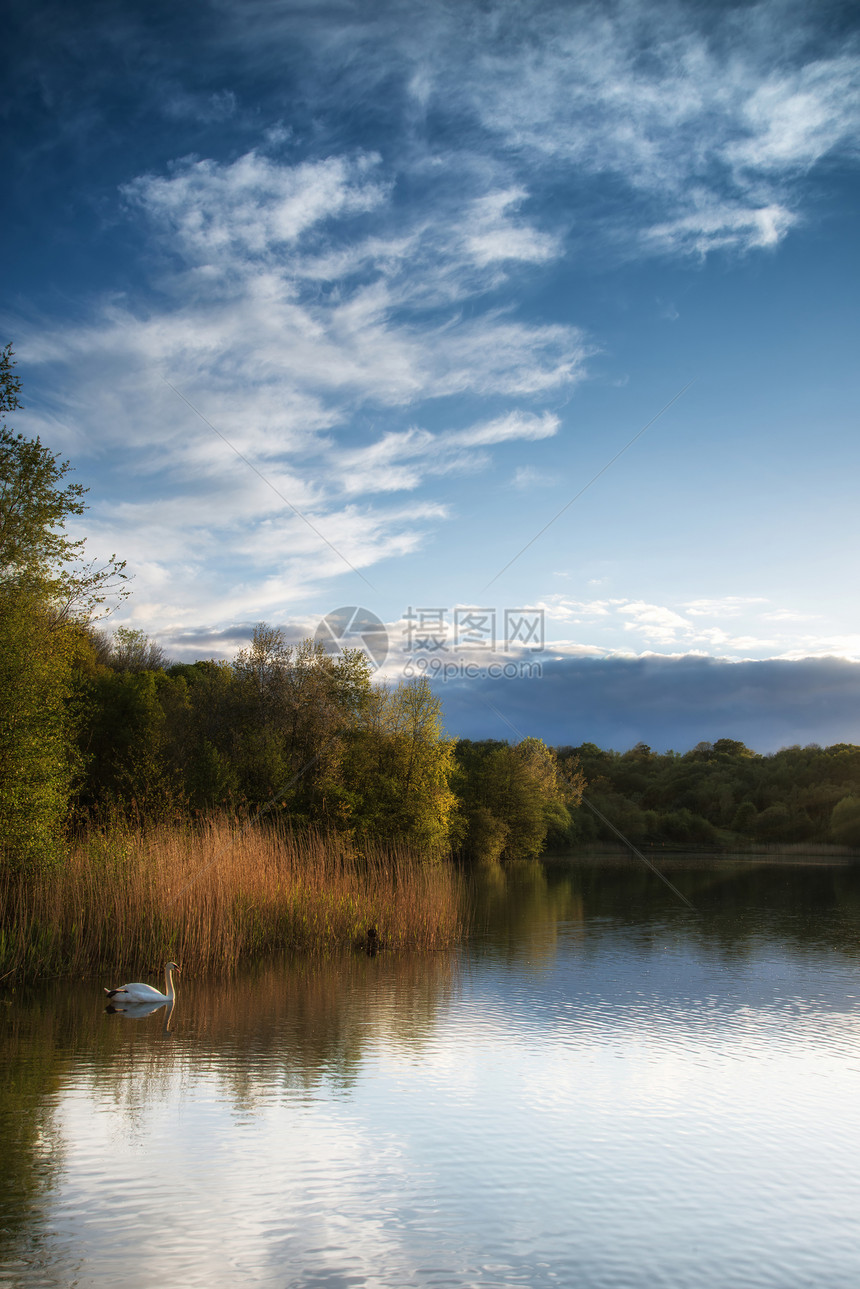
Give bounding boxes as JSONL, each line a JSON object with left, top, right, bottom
{"left": 124, "top": 151, "right": 387, "bottom": 261}
{"left": 462, "top": 188, "right": 559, "bottom": 267}
{"left": 450, "top": 410, "right": 560, "bottom": 448}
{"left": 332, "top": 411, "right": 559, "bottom": 496}
{"left": 423, "top": 3, "right": 860, "bottom": 256}
{"left": 18, "top": 146, "right": 588, "bottom": 635}
{"left": 533, "top": 593, "right": 856, "bottom": 661}
{"left": 644, "top": 199, "right": 796, "bottom": 257}
{"left": 512, "top": 465, "right": 556, "bottom": 490}
{"left": 724, "top": 55, "right": 860, "bottom": 172}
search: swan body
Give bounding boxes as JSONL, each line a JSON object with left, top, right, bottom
{"left": 105, "top": 961, "right": 179, "bottom": 1004}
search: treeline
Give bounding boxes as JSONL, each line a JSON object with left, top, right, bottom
{"left": 1, "top": 587, "right": 579, "bottom": 874}
{"left": 2, "top": 616, "right": 579, "bottom": 872}
{"left": 70, "top": 630, "right": 581, "bottom": 864}
{"left": 557, "top": 739, "right": 860, "bottom": 849}
{"left": 73, "top": 625, "right": 458, "bottom": 849}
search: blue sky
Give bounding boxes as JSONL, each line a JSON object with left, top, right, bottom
{"left": 4, "top": 0, "right": 860, "bottom": 750}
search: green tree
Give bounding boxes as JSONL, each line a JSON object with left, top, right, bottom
{"left": 0, "top": 345, "right": 83, "bottom": 583}
{"left": 831, "top": 797, "right": 860, "bottom": 847}
{"left": 344, "top": 678, "right": 458, "bottom": 850}
{"left": 0, "top": 586, "right": 86, "bottom": 868}
{"left": 76, "top": 668, "right": 175, "bottom": 820}
{"left": 455, "top": 738, "right": 580, "bottom": 860}
{"left": 0, "top": 345, "right": 127, "bottom": 870}
{"left": 108, "top": 626, "right": 167, "bottom": 672}
{"left": 731, "top": 800, "right": 758, "bottom": 834}
{"left": 231, "top": 626, "right": 372, "bottom": 814}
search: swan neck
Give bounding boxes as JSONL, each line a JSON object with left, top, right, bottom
{"left": 164, "top": 965, "right": 175, "bottom": 1000}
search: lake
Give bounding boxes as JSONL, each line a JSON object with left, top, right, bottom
{"left": 3, "top": 857, "right": 860, "bottom": 1288}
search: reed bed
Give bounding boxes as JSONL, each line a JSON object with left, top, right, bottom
{"left": 0, "top": 818, "right": 465, "bottom": 982}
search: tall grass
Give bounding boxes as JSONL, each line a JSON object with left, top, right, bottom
{"left": 0, "top": 818, "right": 464, "bottom": 982}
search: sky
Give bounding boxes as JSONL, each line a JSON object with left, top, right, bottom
{"left": 3, "top": 0, "right": 860, "bottom": 751}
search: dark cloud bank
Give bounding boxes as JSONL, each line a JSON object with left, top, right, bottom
{"left": 433, "top": 656, "right": 860, "bottom": 753}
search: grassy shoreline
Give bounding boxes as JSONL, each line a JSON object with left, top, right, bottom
{"left": 0, "top": 819, "right": 464, "bottom": 983}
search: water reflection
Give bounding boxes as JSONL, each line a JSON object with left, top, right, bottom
{"left": 105, "top": 998, "right": 176, "bottom": 1032}
{"left": 472, "top": 854, "right": 860, "bottom": 961}
{"left": 3, "top": 859, "right": 860, "bottom": 1288}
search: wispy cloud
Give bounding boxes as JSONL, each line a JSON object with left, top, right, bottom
{"left": 17, "top": 144, "right": 585, "bottom": 632}
{"left": 10, "top": 0, "right": 860, "bottom": 652}
{"left": 335, "top": 411, "right": 560, "bottom": 496}
{"left": 461, "top": 188, "right": 560, "bottom": 267}
{"left": 402, "top": 1, "right": 860, "bottom": 256}
{"left": 511, "top": 465, "right": 557, "bottom": 490}
{"left": 537, "top": 594, "right": 859, "bottom": 661}
{"left": 123, "top": 151, "right": 388, "bottom": 261}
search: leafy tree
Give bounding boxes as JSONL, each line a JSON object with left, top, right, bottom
{"left": 108, "top": 626, "right": 167, "bottom": 672}
{"left": 713, "top": 738, "right": 753, "bottom": 758}
{"left": 831, "top": 797, "right": 860, "bottom": 847}
{"left": 76, "top": 668, "right": 175, "bottom": 820}
{"left": 731, "top": 801, "right": 757, "bottom": 833}
{"left": 232, "top": 627, "right": 372, "bottom": 813}
{"left": 0, "top": 344, "right": 127, "bottom": 619}
{"left": 454, "top": 738, "right": 580, "bottom": 860}
{"left": 0, "top": 587, "right": 86, "bottom": 868}
{"left": 0, "top": 345, "right": 82, "bottom": 583}
{"left": 344, "top": 678, "right": 458, "bottom": 850}
{"left": 0, "top": 345, "right": 127, "bottom": 869}
{"left": 557, "top": 737, "right": 860, "bottom": 851}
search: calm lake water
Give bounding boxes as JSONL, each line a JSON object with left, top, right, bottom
{"left": 4, "top": 857, "right": 860, "bottom": 1288}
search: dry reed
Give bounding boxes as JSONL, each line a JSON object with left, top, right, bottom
{"left": 0, "top": 818, "right": 464, "bottom": 981}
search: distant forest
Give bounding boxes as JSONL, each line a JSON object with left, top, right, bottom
{"left": 555, "top": 739, "right": 860, "bottom": 850}
{"left": 64, "top": 629, "right": 860, "bottom": 858}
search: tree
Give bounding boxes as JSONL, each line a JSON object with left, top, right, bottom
{"left": 0, "top": 344, "right": 128, "bottom": 619}
{"left": 831, "top": 797, "right": 860, "bottom": 847}
{"left": 232, "top": 626, "right": 372, "bottom": 813}
{"left": 0, "top": 345, "right": 128, "bottom": 870}
{"left": 343, "top": 678, "right": 458, "bottom": 850}
{"left": 0, "top": 585, "right": 86, "bottom": 868}
{"left": 108, "top": 627, "right": 167, "bottom": 672}
{"left": 455, "top": 737, "right": 581, "bottom": 860}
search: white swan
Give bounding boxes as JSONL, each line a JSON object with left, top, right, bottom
{"left": 104, "top": 961, "right": 180, "bottom": 1004}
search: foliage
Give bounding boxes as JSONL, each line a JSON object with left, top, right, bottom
{"left": 556, "top": 740, "right": 860, "bottom": 850}
{"left": 108, "top": 626, "right": 168, "bottom": 672}
{"left": 0, "top": 587, "right": 84, "bottom": 871}
{"left": 0, "top": 348, "right": 128, "bottom": 872}
{"left": 342, "top": 677, "right": 458, "bottom": 850}
{"left": 74, "top": 625, "right": 458, "bottom": 855}
{"left": 0, "top": 344, "right": 128, "bottom": 620}
{"left": 454, "top": 738, "right": 582, "bottom": 860}
{"left": 831, "top": 797, "right": 860, "bottom": 847}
